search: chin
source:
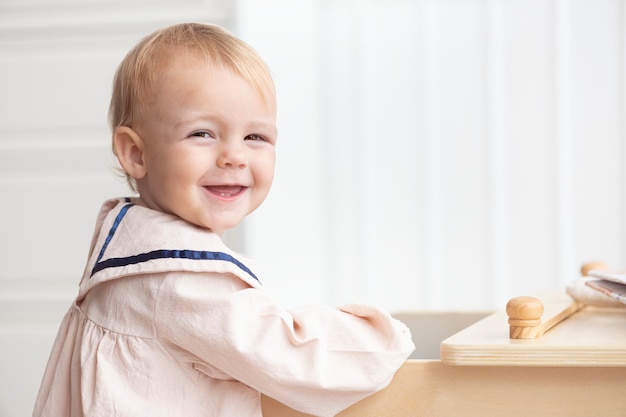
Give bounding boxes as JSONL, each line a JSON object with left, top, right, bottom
{"left": 205, "top": 220, "right": 241, "bottom": 235}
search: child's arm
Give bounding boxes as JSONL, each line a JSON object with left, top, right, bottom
{"left": 155, "top": 272, "right": 414, "bottom": 417}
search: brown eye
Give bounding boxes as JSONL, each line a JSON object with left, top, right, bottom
{"left": 245, "top": 134, "right": 265, "bottom": 142}
{"left": 190, "top": 131, "right": 214, "bottom": 139}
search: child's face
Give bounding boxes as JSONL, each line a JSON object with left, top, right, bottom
{"left": 133, "top": 56, "right": 277, "bottom": 234}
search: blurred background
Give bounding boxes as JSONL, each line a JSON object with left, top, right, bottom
{"left": 2, "top": 0, "right": 626, "bottom": 414}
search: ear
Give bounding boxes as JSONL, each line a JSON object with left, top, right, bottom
{"left": 113, "top": 126, "right": 147, "bottom": 180}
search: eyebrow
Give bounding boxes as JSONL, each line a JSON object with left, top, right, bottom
{"left": 246, "top": 121, "right": 278, "bottom": 136}
{"left": 173, "top": 115, "right": 216, "bottom": 130}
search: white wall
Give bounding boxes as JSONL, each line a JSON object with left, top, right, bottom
{"left": 0, "top": 2, "right": 233, "bottom": 415}
{"left": 2, "top": 0, "right": 626, "bottom": 415}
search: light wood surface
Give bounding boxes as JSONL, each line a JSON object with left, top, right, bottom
{"left": 262, "top": 293, "right": 626, "bottom": 416}
{"left": 261, "top": 360, "right": 626, "bottom": 417}
{"left": 506, "top": 295, "right": 584, "bottom": 339}
{"left": 441, "top": 292, "right": 626, "bottom": 366}
{"left": 506, "top": 261, "right": 614, "bottom": 339}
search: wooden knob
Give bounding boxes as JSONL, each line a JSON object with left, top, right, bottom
{"left": 580, "top": 261, "right": 608, "bottom": 276}
{"left": 506, "top": 296, "right": 544, "bottom": 339}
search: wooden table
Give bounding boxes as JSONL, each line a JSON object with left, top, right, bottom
{"left": 441, "top": 293, "right": 626, "bottom": 366}
{"left": 262, "top": 294, "right": 626, "bottom": 416}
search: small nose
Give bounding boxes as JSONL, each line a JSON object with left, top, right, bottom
{"left": 216, "top": 141, "right": 247, "bottom": 168}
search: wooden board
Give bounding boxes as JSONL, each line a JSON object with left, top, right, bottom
{"left": 261, "top": 360, "right": 626, "bottom": 417}
{"left": 441, "top": 293, "right": 626, "bottom": 366}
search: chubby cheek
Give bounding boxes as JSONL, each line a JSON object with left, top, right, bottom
{"left": 253, "top": 161, "right": 275, "bottom": 205}
{"left": 170, "top": 153, "right": 202, "bottom": 179}
{"left": 261, "top": 151, "right": 276, "bottom": 184}
{"left": 156, "top": 160, "right": 198, "bottom": 201}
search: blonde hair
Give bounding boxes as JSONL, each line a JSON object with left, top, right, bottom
{"left": 108, "top": 23, "right": 275, "bottom": 191}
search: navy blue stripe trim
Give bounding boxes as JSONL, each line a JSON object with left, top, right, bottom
{"left": 92, "top": 203, "right": 134, "bottom": 274}
{"left": 91, "top": 249, "right": 259, "bottom": 282}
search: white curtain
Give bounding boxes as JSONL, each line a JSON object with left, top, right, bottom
{"left": 236, "top": 0, "right": 626, "bottom": 311}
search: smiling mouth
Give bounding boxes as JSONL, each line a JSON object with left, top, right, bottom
{"left": 205, "top": 185, "right": 247, "bottom": 199}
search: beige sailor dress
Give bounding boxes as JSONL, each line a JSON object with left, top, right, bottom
{"left": 33, "top": 197, "right": 414, "bottom": 417}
